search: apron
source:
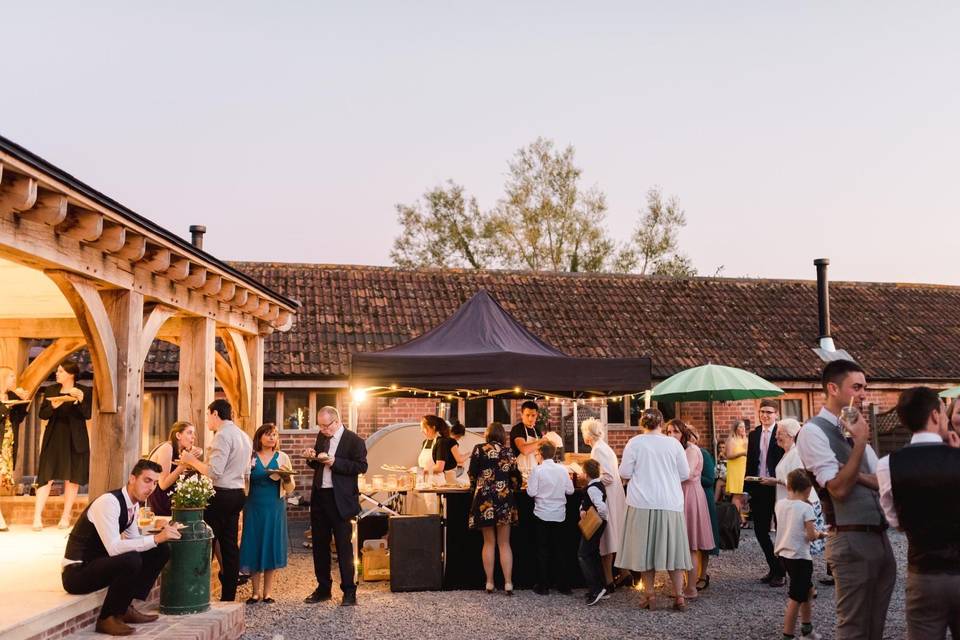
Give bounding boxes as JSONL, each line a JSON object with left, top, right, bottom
{"left": 413, "top": 439, "right": 439, "bottom": 514}
{"left": 517, "top": 426, "right": 539, "bottom": 475}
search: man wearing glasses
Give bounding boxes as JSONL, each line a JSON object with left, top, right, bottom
{"left": 302, "top": 406, "right": 368, "bottom": 606}
{"left": 746, "top": 399, "right": 786, "bottom": 587}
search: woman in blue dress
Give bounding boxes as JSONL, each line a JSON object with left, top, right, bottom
{"left": 239, "top": 424, "right": 295, "bottom": 604}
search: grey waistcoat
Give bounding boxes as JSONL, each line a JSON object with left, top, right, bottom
{"left": 810, "top": 416, "right": 885, "bottom": 527}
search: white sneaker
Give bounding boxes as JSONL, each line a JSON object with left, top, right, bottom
{"left": 586, "top": 588, "right": 606, "bottom": 606}
{"left": 800, "top": 630, "right": 822, "bottom": 640}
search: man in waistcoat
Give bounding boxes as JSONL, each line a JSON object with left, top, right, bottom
{"left": 878, "top": 387, "right": 960, "bottom": 639}
{"left": 61, "top": 459, "right": 181, "bottom": 636}
{"left": 796, "top": 359, "right": 896, "bottom": 640}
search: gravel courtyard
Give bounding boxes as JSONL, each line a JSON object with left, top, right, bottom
{"left": 235, "top": 529, "right": 909, "bottom": 640}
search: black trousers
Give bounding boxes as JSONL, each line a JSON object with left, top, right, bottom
{"left": 750, "top": 485, "right": 783, "bottom": 577}
{"left": 534, "top": 516, "right": 570, "bottom": 591}
{"left": 311, "top": 488, "right": 356, "bottom": 595}
{"left": 578, "top": 521, "right": 607, "bottom": 594}
{"left": 62, "top": 546, "right": 170, "bottom": 619}
{"left": 205, "top": 487, "right": 246, "bottom": 601}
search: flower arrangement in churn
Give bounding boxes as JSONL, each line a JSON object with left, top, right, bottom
{"left": 171, "top": 474, "right": 216, "bottom": 509}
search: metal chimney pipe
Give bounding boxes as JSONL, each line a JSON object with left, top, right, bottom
{"left": 189, "top": 225, "right": 206, "bottom": 250}
{"left": 814, "top": 258, "right": 835, "bottom": 352}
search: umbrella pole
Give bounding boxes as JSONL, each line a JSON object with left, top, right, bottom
{"left": 709, "top": 399, "right": 718, "bottom": 460}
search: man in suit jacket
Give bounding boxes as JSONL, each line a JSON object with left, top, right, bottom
{"left": 746, "top": 398, "right": 786, "bottom": 586}
{"left": 302, "top": 406, "right": 368, "bottom": 606}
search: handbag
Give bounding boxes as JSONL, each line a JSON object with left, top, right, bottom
{"left": 578, "top": 506, "right": 602, "bottom": 539}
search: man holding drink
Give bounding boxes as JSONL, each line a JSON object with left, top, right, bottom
{"left": 796, "top": 360, "right": 895, "bottom": 640}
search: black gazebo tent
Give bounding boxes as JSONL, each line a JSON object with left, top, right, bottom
{"left": 350, "top": 290, "right": 651, "bottom": 397}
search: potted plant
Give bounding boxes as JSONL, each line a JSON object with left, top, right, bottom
{"left": 171, "top": 474, "right": 216, "bottom": 522}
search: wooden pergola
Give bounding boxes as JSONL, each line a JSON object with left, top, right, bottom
{"left": 0, "top": 136, "right": 298, "bottom": 499}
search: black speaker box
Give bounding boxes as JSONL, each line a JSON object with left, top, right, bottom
{"left": 388, "top": 515, "right": 443, "bottom": 592}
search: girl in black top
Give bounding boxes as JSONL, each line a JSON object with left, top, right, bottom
{"left": 419, "top": 415, "right": 457, "bottom": 473}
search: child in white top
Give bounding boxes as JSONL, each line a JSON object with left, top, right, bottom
{"left": 774, "top": 469, "right": 827, "bottom": 640}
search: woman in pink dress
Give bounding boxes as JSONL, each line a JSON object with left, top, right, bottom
{"left": 666, "top": 419, "right": 715, "bottom": 599}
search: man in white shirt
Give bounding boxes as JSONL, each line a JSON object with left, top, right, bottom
{"left": 526, "top": 440, "right": 574, "bottom": 595}
{"left": 796, "top": 359, "right": 895, "bottom": 640}
{"left": 61, "top": 459, "right": 181, "bottom": 636}
{"left": 877, "top": 387, "right": 960, "bottom": 639}
{"left": 181, "top": 399, "right": 252, "bottom": 602}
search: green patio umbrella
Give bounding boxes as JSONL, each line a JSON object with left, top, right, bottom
{"left": 939, "top": 386, "right": 960, "bottom": 399}
{"left": 652, "top": 363, "right": 785, "bottom": 455}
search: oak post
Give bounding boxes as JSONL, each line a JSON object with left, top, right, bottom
{"left": 177, "top": 316, "right": 216, "bottom": 448}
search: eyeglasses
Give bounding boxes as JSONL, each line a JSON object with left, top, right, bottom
{"left": 317, "top": 420, "right": 336, "bottom": 430}
{"left": 759, "top": 409, "right": 777, "bottom": 415}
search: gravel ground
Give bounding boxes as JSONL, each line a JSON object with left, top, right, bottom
{"left": 235, "top": 528, "right": 909, "bottom": 640}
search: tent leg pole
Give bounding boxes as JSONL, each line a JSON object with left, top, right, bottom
{"left": 573, "top": 402, "right": 579, "bottom": 454}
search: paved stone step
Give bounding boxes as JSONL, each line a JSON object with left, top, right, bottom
{"left": 66, "top": 603, "right": 244, "bottom": 640}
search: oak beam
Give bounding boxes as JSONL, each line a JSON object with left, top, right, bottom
{"left": 245, "top": 333, "right": 265, "bottom": 435}
{"left": 200, "top": 274, "right": 222, "bottom": 297}
{"left": 137, "top": 244, "right": 171, "bottom": 272}
{"left": 87, "top": 221, "right": 126, "bottom": 253}
{"left": 57, "top": 206, "right": 104, "bottom": 242}
{"left": 181, "top": 265, "right": 207, "bottom": 289}
{"left": 163, "top": 257, "right": 190, "bottom": 282}
{"left": 177, "top": 316, "right": 216, "bottom": 448}
{"left": 17, "top": 190, "right": 68, "bottom": 226}
{"left": 219, "top": 328, "right": 252, "bottom": 421}
{"left": 0, "top": 173, "right": 38, "bottom": 214}
{"left": 91, "top": 290, "right": 144, "bottom": 498}
{"left": 45, "top": 270, "right": 118, "bottom": 412}
{"left": 214, "top": 351, "right": 240, "bottom": 415}
{"left": 216, "top": 281, "right": 236, "bottom": 302}
{"left": 140, "top": 305, "right": 177, "bottom": 360}
{"left": 115, "top": 232, "right": 147, "bottom": 261}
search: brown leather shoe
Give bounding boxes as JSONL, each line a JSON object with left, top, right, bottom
{"left": 95, "top": 616, "right": 134, "bottom": 636}
{"left": 122, "top": 606, "right": 159, "bottom": 624}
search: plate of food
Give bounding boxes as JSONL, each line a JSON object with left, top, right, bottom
{"left": 45, "top": 395, "right": 79, "bottom": 403}
{"left": 743, "top": 476, "right": 762, "bottom": 483}
{"left": 268, "top": 468, "right": 296, "bottom": 478}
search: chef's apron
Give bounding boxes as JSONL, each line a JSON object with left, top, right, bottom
{"left": 411, "top": 438, "right": 439, "bottom": 514}
{"left": 517, "top": 427, "right": 539, "bottom": 476}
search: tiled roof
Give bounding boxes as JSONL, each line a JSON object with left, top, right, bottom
{"left": 147, "top": 262, "right": 958, "bottom": 383}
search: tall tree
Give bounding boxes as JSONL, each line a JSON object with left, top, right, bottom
{"left": 390, "top": 181, "right": 492, "bottom": 269}
{"left": 488, "top": 138, "right": 615, "bottom": 272}
{"left": 616, "top": 187, "right": 696, "bottom": 276}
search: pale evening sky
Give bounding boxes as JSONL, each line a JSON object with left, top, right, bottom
{"left": 2, "top": 2, "right": 959, "bottom": 284}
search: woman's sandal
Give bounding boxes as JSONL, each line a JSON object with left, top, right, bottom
{"left": 639, "top": 595, "right": 656, "bottom": 610}
{"left": 673, "top": 596, "right": 687, "bottom": 612}
{"left": 695, "top": 574, "right": 710, "bottom": 590}
{"left": 262, "top": 597, "right": 275, "bottom": 604}
{"left": 504, "top": 582, "right": 513, "bottom": 596}
{"left": 245, "top": 596, "right": 260, "bottom": 605}
{"left": 485, "top": 582, "right": 494, "bottom": 594}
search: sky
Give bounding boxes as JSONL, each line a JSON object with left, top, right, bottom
{"left": 2, "top": 2, "right": 959, "bottom": 284}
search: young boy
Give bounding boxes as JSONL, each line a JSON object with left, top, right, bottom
{"left": 775, "top": 469, "right": 827, "bottom": 640}
{"left": 526, "top": 440, "right": 574, "bottom": 595}
{"left": 578, "top": 458, "right": 609, "bottom": 606}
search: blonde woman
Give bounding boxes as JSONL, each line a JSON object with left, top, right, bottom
{"left": 580, "top": 418, "right": 626, "bottom": 591}
{"left": 725, "top": 420, "right": 749, "bottom": 523}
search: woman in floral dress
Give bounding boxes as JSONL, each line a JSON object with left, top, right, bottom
{"left": 468, "top": 421, "right": 521, "bottom": 595}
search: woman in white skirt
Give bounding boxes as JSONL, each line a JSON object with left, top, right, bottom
{"left": 580, "top": 418, "right": 627, "bottom": 592}
{"left": 616, "top": 408, "right": 693, "bottom": 611}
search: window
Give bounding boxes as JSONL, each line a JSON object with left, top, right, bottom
{"left": 492, "top": 399, "right": 511, "bottom": 424}
{"left": 283, "top": 390, "right": 310, "bottom": 429}
{"left": 465, "top": 398, "right": 486, "bottom": 429}
{"left": 657, "top": 401, "right": 677, "bottom": 422}
{"left": 607, "top": 397, "right": 626, "bottom": 424}
{"left": 315, "top": 391, "right": 338, "bottom": 417}
{"left": 264, "top": 391, "right": 278, "bottom": 427}
{"left": 776, "top": 393, "right": 809, "bottom": 422}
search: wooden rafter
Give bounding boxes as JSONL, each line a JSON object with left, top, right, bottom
{"left": 17, "top": 189, "right": 68, "bottom": 225}
{"left": 0, "top": 172, "right": 38, "bottom": 213}
{"left": 57, "top": 206, "right": 103, "bottom": 242}
{"left": 45, "top": 270, "right": 118, "bottom": 412}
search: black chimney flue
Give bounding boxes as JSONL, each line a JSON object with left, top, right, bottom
{"left": 189, "top": 225, "right": 206, "bottom": 250}
{"left": 814, "top": 258, "right": 834, "bottom": 352}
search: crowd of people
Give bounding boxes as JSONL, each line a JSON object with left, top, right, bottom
{"left": 45, "top": 359, "right": 960, "bottom": 639}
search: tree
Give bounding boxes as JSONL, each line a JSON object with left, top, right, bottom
{"left": 488, "top": 138, "right": 616, "bottom": 272}
{"left": 617, "top": 187, "right": 696, "bottom": 276}
{"left": 390, "top": 181, "right": 492, "bottom": 269}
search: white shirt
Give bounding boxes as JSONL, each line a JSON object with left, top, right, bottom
{"left": 619, "top": 432, "right": 689, "bottom": 512}
{"left": 208, "top": 420, "right": 254, "bottom": 489}
{"left": 774, "top": 498, "right": 816, "bottom": 560}
{"left": 876, "top": 432, "right": 944, "bottom": 529}
{"left": 62, "top": 487, "right": 156, "bottom": 567}
{"left": 322, "top": 424, "right": 345, "bottom": 489}
{"left": 526, "top": 459, "right": 574, "bottom": 522}
{"left": 796, "top": 407, "right": 878, "bottom": 488}
{"left": 775, "top": 447, "right": 820, "bottom": 504}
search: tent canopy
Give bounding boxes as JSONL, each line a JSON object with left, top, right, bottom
{"left": 350, "top": 290, "right": 652, "bottom": 396}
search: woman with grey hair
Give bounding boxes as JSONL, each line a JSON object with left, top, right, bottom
{"left": 581, "top": 418, "right": 626, "bottom": 592}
